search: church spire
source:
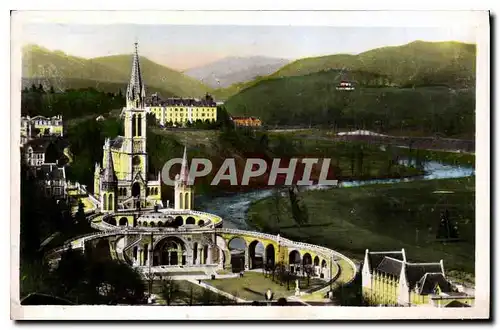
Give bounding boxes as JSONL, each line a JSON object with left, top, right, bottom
{"left": 102, "top": 139, "right": 117, "bottom": 183}
{"left": 126, "top": 42, "right": 146, "bottom": 109}
{"left": 179, "top": 146, "right": 189, "bottom": 184}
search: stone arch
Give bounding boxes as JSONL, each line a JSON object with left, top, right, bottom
{"left": 174, "top": 216, "right": 183, "bottom": 226}
{"left": 142, "top": 221, "right": 147, "bottom": 227}
{"left": 302, "top": 253, "right": 313, "bottom": 276}
{"left": 289, "top": 250, "right": 301, "bottom": 274}
{"left": 203, "top": 245, "right": 208, "bottom": 264}
{"left": 178, "top": 192, "right": 183, "bottom": 208}
{"left": 149, "top": 221, "right": 155, "bottom": 227}
{"left": 143, "top": 243, "right": 149, "bottom": 265}
{"left": 108, "top": 193, "right": 113, "bottom": 211}
{"left": 185, "top": 216, "right": 195, "bottom": 225}
{"left": 132, "top": 182, "right": 141, "bottom": 197}
{"left": 154, "top": 187, "right": 159, "bottom": 195}
{"left": 198, "top": 219, "right": 205, "bottom": 227}
{"left": 228, "top": 237, "right": 247, "bottom": 273}
{"left": 137, "top": 114, "right": 142, "bottom": 136}
{"left": 248, "top": 240, "right": 264, "bottom": 269}
{"left": 184, "top": 192, "right": 190, "bottom": 209}
{"left": 119, "top": 217, "right": 128, "bottom": 226}
{"left": 265, "top": 244, "right": 275, "bottom": 268}
{"left": 132, "top": 114, "right": 137, "bottom": 136}
{"left": 103, "top": 193, "right": 108, "bottom": 210}
{"left": 303, "top": 253, "right": 312, "bottom": 266}
{"left": 154, "top": 236, "right": 186, "bottom": 266}
{"left": 157, "top": 221, "right": 163, "bottom": 227}
{"left": 108, "top": 217, "right": 117, "bottom": 226}
{"left": 321, "top": 259, "right": 327, "bottom": 269}
{"left": 193, "top": 242, "right": 198, "bottom": 264}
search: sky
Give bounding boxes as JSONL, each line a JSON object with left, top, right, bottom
{"left": 20, "top": 24, "right": 477, "bottom": 71}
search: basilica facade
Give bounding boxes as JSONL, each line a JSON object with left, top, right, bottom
{"left": 93, "top": 43, "right": 163, "bottom": 212}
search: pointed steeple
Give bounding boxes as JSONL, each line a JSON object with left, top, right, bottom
{"left": 103, "top": 139, "right": 117, "bottom": 183}
{"left": 179, "top": 146, "right": 189, "bottom": 184}
{"left": 126, "top": 42, "right": 146, "bottom": 109}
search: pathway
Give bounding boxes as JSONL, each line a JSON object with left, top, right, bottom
{"left": 187, "top": 279, "right": 247, "bottom": 303}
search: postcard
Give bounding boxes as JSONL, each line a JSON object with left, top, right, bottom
{"left": 10, "top": 10, "right": 490, "bottom": 320}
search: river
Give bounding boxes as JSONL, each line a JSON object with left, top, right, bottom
{"left": 196, "top": 159, "right": 475, "bottom": 231}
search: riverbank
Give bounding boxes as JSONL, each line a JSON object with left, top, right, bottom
{"left": 246, "top": 177, "right": 475, "bottom": 284}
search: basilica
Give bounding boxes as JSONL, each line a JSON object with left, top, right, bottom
{"left": 93, "top": 43, "right": 165, "bottom": 212}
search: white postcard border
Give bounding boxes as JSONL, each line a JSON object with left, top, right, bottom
{"left": 9, "top": 10, "right": 490, "bottom": 320}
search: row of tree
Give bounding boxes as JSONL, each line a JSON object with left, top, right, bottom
{"left": 20, "top": 163, "right": 148, "bottom": 304}
{"left": 21, "top": 84, "right": 125, "bottom": 120}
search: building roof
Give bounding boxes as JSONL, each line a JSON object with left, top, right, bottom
{"left": 444, "top": 300, "right": 471, "bottom": 308}
{"left": 24, "top": 139, "right": 51, "bottom": 153}
{"left": 417, "top": 272, "right": 452, "bottom": 294}
{"left": 376, "top": 256, "right": 404, "bottom": 277}
{"left": 231, "top": 116, "right": 261, "bottom": 121}
{"left": 405, "top": 263, "right": 444, "bottom": 288}
{"left": 109, "top": 136, "right": 125, "bottom": 150}
{"left": 147, "top": 96, "right": 217, "bottom": 107}
{"left": 367, "top": 251, "right": 405, "bottom": 273}
{"left": 24, "top": 115, "right": 63, "bottom": 122}
{"left": 36, "top": 163, "right": 65, "bottom": 181}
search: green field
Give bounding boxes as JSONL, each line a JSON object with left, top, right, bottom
{"left": 205, "top": 272, "right": 326, "bottom": 301}
{"left": 150, "top": 280, "right": 231, "bottom": 305}
{"left": 248, "top": 177, "right": 475, "bottom": 283}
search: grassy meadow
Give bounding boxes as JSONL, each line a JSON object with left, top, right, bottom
{"left": 248, "top": 177, "right": 476, "bottom": 283}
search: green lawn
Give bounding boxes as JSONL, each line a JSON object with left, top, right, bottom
{"left": 150, "top": 280, "right": 232, "bottom": 305}
{"left": 248, "top": 177, "right": 475, "bottom": 283}
{"left": 204, "top": 271, "right": 326, "bottom": 301}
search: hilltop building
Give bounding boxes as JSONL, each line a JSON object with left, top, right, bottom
{"left": 361, "top": 249, "right": 474, "bottom": 307}
{"left": 93, "top": 43, "right": 163, "bottom": 212}
{"left": 231, "top": 116, "right": 262, "bottom": 127}
{"left": 336, "top": 81, "right": 355, "bottom": 91}
{"left": 21, "top": 115, "right": 64, "bottom": 145}
{"left": 145, "top": 93, "right": 217, "bottom": 126}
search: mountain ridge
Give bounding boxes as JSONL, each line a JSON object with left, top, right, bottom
{"left": 22, "top": 44, "right": 212, "bottom": 97}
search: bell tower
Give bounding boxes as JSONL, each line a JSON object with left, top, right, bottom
{"left": 123, "top": 42, "right": 147, "bottom": 181}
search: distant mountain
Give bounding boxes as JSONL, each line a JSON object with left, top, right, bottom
{"left": 22, "top": 44, "right": 211, "bottom": 97}
{"left": 92, "top": 54, "right": 211, "bottom": 97}
{"left": 271, "top": 41, "right": 476, "bottom": 88}
{"left": 184, "top": 56, "right": 290, "bottom": 88}
{"left": 213, "top": 41, "right": 476, "bottom": 100}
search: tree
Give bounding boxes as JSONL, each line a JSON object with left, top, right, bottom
{"left": 160, "top": 276, "right": 180, "bottom": 306}
{"left": 288, "top": 185, "right": 309, "bottom": 226}
{"left": 51, "top": 249, "right": 146, "bottom": 305}
{"left": 146, "top": 113, "right": 157, "bottom": 127}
